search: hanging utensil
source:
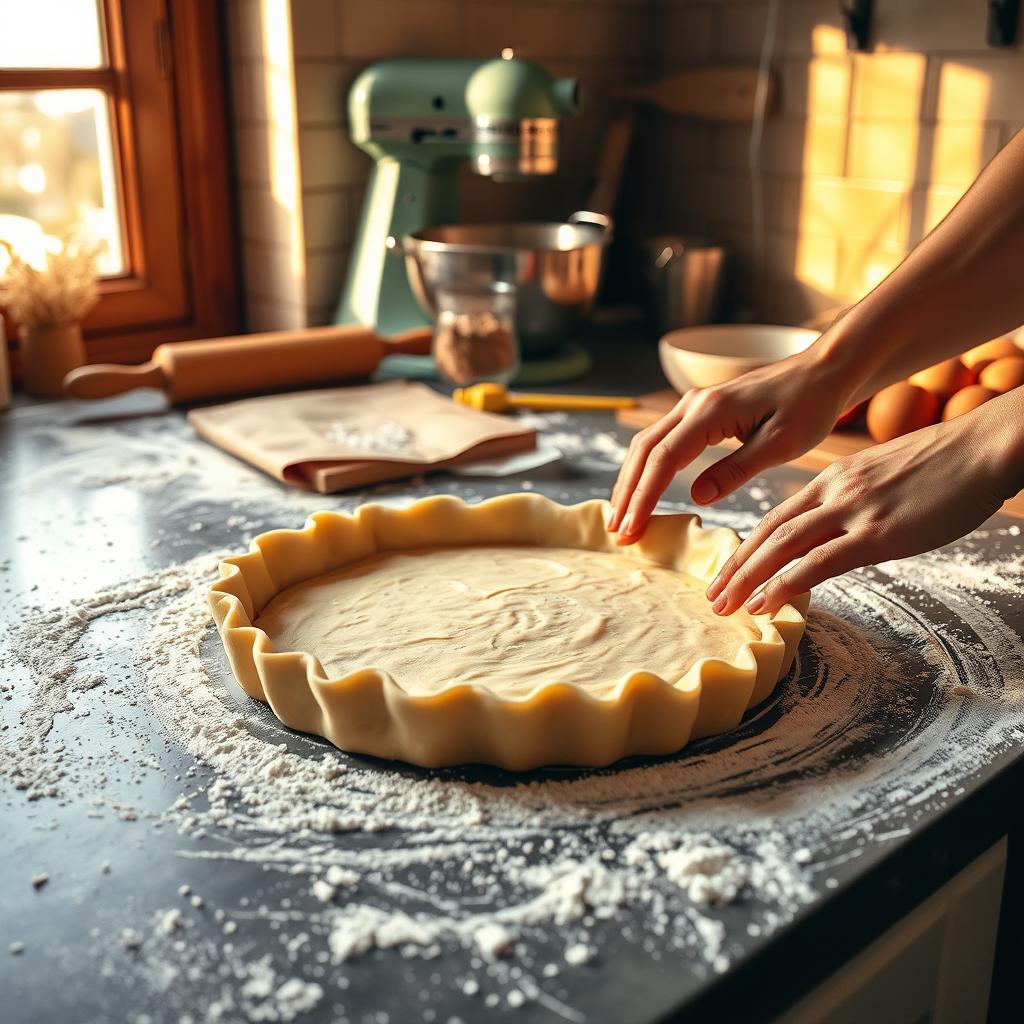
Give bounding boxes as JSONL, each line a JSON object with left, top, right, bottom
{"left": 616, "top": 67, "right": 775, "bottom": 122}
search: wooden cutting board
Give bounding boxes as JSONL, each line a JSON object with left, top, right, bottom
{"left": 618, "top": 389, "right": 1024, "bottom": 518}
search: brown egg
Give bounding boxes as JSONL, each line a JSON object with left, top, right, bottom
{"left": 941, "top": 385, "right": 999, "bottom": 421}
{"left": 908, "top": 357, "right": 975, "bottom": 401}
{"left": 866, "top": 383, "right": 940, "bottom": 443}
{"left": 962, "top": 337, "right": 1022, "bottom": 373}
{"left": 978, "top": 356, "right": 1024, "bottom": 394}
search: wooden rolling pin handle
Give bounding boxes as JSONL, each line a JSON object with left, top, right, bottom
{"left": 381, "top": 327, "right": 434, "bottom": 356}
{"left": 63, "top": 361, "right": 168, "bottom": 399}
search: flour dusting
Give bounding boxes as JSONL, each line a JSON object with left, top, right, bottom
{"left": 322, "top": 420, "right": 417, "bottom": 457}
{"left": 4, "top": 407, "right": 1024, "bottom": 1022}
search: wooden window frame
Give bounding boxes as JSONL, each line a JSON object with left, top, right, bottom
{"left": 1, "top": 0, "right": 239, "bottom": 370}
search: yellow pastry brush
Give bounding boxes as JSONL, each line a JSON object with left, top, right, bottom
{"left": 453, "top": 382, "right": 637, "bottom": 414}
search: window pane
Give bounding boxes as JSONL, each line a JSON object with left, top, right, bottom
{"left": 0, "top": 89, "right": 124, "bottom": 275}
{"left": 0, "top": 0, "right": 105, "bottom": 68}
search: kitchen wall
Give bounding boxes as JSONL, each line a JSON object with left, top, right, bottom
{"left": 225, "top": 0, "right": 659, "bottom": 330}
{"left": 225, "top": 0, "right": 1024, "bottom": 330}
{"left": 227, "top": 0, "right": 307, "bottom": 331}
{"left": 649, "top": 0, "right": 1024, "bottom": 324}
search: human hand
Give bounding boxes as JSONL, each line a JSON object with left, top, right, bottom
{"left": 608, "top": 347, "right": 856, "bottom": 543}
{"left": 705, "top": 394, "right": 1024, "bottom": 617}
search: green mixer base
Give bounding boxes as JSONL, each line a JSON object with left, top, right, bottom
{"left": 377, "top": 342, "right": 593, "bottom": 387}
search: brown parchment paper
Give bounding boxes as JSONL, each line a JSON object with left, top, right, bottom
{"left": 187, "top": 381, "right": 536, "bottom": 493}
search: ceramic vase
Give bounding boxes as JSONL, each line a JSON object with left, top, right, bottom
{"left": 19, "top": 321, "right": 85, "bottom": 398}
{"left": 0, "top": 317, "right": 10, "bottom": 410}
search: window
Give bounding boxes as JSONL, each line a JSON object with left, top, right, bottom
{"left": 0, "top": 0, "right": 238, "bottom": 366}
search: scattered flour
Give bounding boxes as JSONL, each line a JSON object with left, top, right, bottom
{"left": 515, "top": 410, "right": 629, "bottom": 471}
{"left": 322, "top": 420, "right": 417, "bottom": 457}
{"left": 658, "top": 842, "right": 749, "bottom": 907}
{"left": 474, "top": 923, "right": 515, "bottom": 961}
{"left": 222, "top": 955, "right": 324, "bottom": 1022}
{"left": 325, "top": 865, "right": 358, "bottom": 888}
{"left": 310, "top": 879, "right": 335, "bottom": 904}
{"left": 5, "top": 407, "right": 1024, "bottom": 1022}
{"left": 274, "top": 977, "right": 324, "bottom": 1020}
{"left": 158, "top": 909, "right": 181, "bottom": 936}
{"left": 564, "top": 943, "right": 592, "bottom": 966}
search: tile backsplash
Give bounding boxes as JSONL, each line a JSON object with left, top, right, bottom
{"left": 226, "top": 0, "right": 1024, "bottom": 331}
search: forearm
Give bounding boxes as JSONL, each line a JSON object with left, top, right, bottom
{"left": 808, "top": 129, "right": 1024, "bottom": 404}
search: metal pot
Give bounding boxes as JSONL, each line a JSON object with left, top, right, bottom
{"left": 387, "top": 211, "right": 612, "bottom": 357}
{"left": 643, "top": 235, "right": 727, "bottom": 337}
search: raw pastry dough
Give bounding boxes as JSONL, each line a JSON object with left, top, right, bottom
{"left": 255, "top": 547, "right": 760, "bottom": 699}
{"left": 209, "top": 494, "right": 809, "bottom": 770}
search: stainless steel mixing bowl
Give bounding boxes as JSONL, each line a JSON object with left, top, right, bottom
{"left": 388, "top": 211, "right": 612, "bottom": 357}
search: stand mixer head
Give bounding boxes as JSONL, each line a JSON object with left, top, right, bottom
{"left": 335, "top": 55, "right": 580, "bottom": 338}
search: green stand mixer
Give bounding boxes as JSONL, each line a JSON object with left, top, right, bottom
{"left": 335, "top": 55, "right": 612, "bottom": 385}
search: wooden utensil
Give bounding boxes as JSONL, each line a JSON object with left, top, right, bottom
{"left": 453, "top": 382, "right": 636, "bottom": 414}
{"left": 586, "top": 111, "right": 636, "bottom": 217}
{"left": 616, "top": 67, "right": 775, "bottom": 123}
{"left": 63, "top": 324, "right": 433, "bottom": 403}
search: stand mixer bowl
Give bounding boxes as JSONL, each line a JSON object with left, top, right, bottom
{"left": 388, "top": 211, "right": 612, "bottom": 358}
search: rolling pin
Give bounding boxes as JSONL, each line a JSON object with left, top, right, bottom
{"left": 62, "top": 324, "right": 434, "bottom": 403}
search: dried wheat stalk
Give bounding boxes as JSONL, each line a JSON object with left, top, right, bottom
{"left": 0, "top": 236, "right": 101, "bottom": 328}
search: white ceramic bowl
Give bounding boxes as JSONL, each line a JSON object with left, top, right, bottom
{"left": 658, "top": 324, "right": 819, "bottom": 391}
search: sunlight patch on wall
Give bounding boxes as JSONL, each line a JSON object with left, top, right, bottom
{"left": 794, "top": 46, "right": 931, "bottom": 309}
{"left": 803, "top": 57, "right": 852, "bottom": 119}
{"left": 912, "top": 62, "right": 991, "bottom": 244}
{"left": 792, "top": 27, "right": 852, "bottom": 305}
{"left": 936, "top": 62, "right": 992, "bottom": 121}
{"left": 810, "top": 23, "right": 847, "bottom": 57}
{"left": 260, "top": 0, "right": 305, "bottom": 293}
{"left": 930, "top": 62, "right": 991, "bottom": 189}
{"left": 850, "top": 52, "right": 926, "bottom": 122}
{"left": 794, "top": 235, "right": 838, "bottom": 295}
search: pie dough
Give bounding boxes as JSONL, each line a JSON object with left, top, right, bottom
{"left": 254, "top": 547, "right": 762, "bottom": 699}
{"left": 208, "top": 494, "right": 809, "bottom": 770}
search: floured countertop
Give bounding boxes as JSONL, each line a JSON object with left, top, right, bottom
{"left": 3, "top": 347, "right": 1024, "bottom": 1023}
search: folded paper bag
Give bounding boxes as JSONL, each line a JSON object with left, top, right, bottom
{"left": 187, "top": 381, "right": 537, "bottom": 493}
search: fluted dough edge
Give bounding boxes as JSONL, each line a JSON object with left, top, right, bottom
{"left": 208, "top": 494, "right": 809, "bottom": 770}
